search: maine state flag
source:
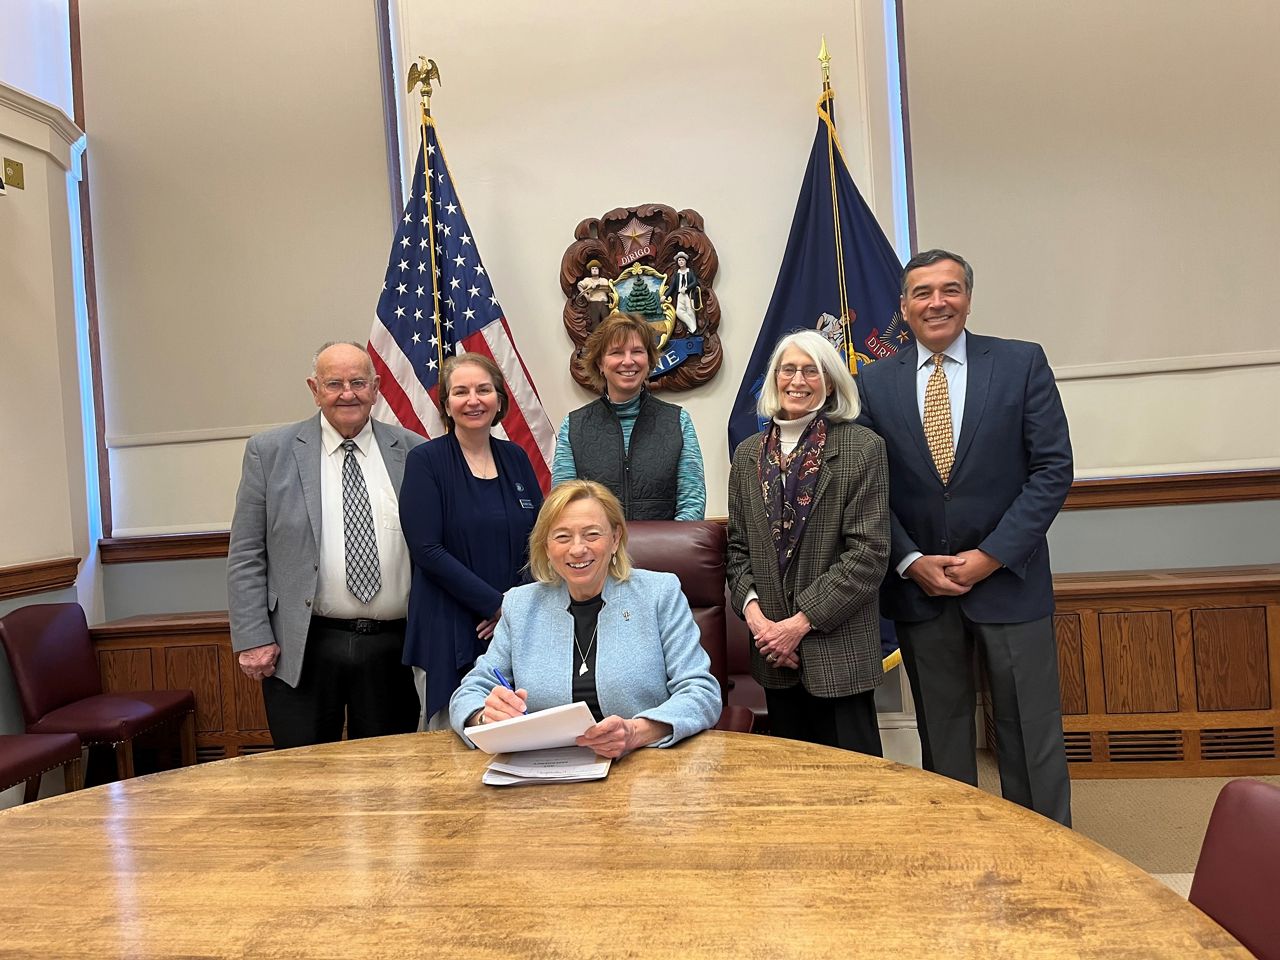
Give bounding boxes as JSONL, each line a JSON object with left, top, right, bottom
{"left": 727, "top": 88, "right": 909, "bottom": 454}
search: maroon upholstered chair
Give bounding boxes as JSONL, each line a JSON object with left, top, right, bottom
{"left": 0, "top": 733, "right": 83, "bottom": 804}
{"left": 625, "top": 521, "right": 754, "bottom": 733}
{"left": 1189, "top": 778, "right": 1280, "bottom": 959}
{"left": 725, "top": 600, "right": 769, "bottom": 732}
{"left": 0, "top": 603, "right": 196, "bottom": 781}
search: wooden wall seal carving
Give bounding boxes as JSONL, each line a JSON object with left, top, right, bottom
{"left": 559, "top": 204, "right": 721, "bottom": 391}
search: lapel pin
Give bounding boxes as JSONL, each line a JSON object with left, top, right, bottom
{"left": 623, "top": 610, "right": 631, "bottom": 621}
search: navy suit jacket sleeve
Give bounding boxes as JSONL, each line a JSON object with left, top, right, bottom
{"left": 977, "top": 344, "right": 1073, "bottom": 577}
{"left": 856, "top": 379, "right": 922, "bottom": 567}
{"left": 399, "top": 441, "right": 504, "bottom": 619}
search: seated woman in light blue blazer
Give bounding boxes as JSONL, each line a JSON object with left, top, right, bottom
{"left": 449, "top": 480, "right": 720, "bottom": 758}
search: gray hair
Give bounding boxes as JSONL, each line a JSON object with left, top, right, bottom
{"left": 901, "top": 249, "right": 974, "bottom": 297}
{"left": 756, "top": 329, "right": 861, "bottom": 423}
{"left": 312, "top": 340, "right": 374, "bottom": 377}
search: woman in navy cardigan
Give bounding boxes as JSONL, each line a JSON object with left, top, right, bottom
{"left": 399, "top": 354, "right": 543, "bottom": 726}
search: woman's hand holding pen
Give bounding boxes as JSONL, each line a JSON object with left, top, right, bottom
{"left": 480, "top": 684, "right": 527, "bottom": 723}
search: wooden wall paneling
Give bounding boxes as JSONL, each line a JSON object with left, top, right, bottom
{"left": 1099, "top": 611, "right": 1179, "bottom": 713}
{"left": 91, "top": 614, "right": 271, "bottom": 758}
{"left": 231, "top": 661, "right": 269, "bottom": 737}
{"left": 1171, "top": 608, "right": 1201, "bottom": 763}
{"left": 163, "top": 644, "right": 223, "bottom": 734}
{"left": 1075, "top": 607, "right": 1107, "bottom": 716}
{"left": 1054, "top": 614, "right": 1088, "bottom": 715}
{"left": 1192, "top": 607, "right": 1270, "bottom": 712}
{"left": 98, "top": 647, "right": 153, "bottom": 692}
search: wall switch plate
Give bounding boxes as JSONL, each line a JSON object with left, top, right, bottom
{"left": 3, "top": 158, "right": 24, "bottom": 190}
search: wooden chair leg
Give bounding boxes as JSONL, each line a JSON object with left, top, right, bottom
{"left": 115, "top": 740, "right": 136, "bottom": 781}
{"left": 63, "top": 754, "right": 84, "bottom": 793}
{"left": 179, "top": 711, "right": 197, "bottom": 766}
{"left": 23, "top": 775, "right": 41, "bottom": 805}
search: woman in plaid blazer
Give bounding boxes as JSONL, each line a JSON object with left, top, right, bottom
{"left": 727, "top": 330, "right": 891, "bottom": 754}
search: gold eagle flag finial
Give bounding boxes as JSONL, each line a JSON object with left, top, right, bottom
{"left": 407, "top": 57, "right": 441, "bottom": 117}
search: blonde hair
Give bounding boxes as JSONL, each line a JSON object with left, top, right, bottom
{"left": 528, "top": 480, "right": 632, "bottom": 585}
{"left": 576, "top": 312, "right": 660, "bottom": 393}
{"left": 756, "top": 329, "right": 861, "bottom": 422}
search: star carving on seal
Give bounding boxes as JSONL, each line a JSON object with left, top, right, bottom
{"left": 618, "top": 216, "right": 654, "bottom": 255}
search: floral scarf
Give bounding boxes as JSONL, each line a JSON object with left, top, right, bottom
{"left": 758, "top": 415, "right": 828, "bottom": 577}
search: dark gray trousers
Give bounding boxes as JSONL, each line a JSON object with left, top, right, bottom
{"left": 897, "top": 601, "right": 1072, "bottom": 826}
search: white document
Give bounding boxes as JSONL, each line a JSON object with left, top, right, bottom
{"left": 464, "top": 701, "right": 596, "bottom": 755}
{"left": 482, "top": 746, "right": 611, "bottom": 787}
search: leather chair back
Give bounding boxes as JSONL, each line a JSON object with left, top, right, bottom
{"left": 0, "top": 604, "right": 102, "bottom": 727}
{"left": 625, "top": 521, "right": 730, "bottom": 705}
{"left": 1189, "top": 777, "right": 1280, "bottom": 959}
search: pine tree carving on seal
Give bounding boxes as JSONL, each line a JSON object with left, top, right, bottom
{"left": 559, "top": 204, "right": 722, "bottom": 391}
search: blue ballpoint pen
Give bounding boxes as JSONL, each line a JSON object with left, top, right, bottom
{"left": 491, "top": 668, "right": 527, "bottom": 715}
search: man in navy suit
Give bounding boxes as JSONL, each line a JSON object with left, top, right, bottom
{"left": 857, "top": 249, "right": 1073, "bottom": 825}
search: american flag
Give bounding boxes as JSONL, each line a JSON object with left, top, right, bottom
{"left": 368, "top": 117, "right": 554, "bottom": 490}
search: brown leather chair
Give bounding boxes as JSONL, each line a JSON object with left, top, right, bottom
{"left": 1189, "top": 777, "right": 1280, "bottom": 959}
{"left": 0, "top": 603, "right": 196, "bottom": 780}
{"left": 725, "top": 601, "right": 769, "bottom": 732}
{"left": 0, "top": 732, "right": 83, "bottom": 804}
{"left": 625, "top": 521, "right": 754, "bottom": 733}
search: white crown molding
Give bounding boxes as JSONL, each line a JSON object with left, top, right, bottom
{"left": 1055, "top": 349, "right": 1280, "bottom": 382}
{"left": 106, "top": 422, "right": 293, "bottom": 450}
{"left": 0, "top": 82, "right": 83, "bottom": 172}
{"left": 1072, "top": 457, "right": 1280, "bottom": 479}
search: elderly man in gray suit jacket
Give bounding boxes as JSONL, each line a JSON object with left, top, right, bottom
{"left": 228, "top": 341, "right": 424, "bottom": 749}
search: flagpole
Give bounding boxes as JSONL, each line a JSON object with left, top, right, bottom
{"left": 819, "top": 38, "right": 855, "bottom": 373}
{"left": 408, "top": 57, "right": 446, "bottom": 376}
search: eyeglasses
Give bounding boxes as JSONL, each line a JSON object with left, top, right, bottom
{"left": 320, "top": 378, "right": 373, "bottom": 395}
{"left": 777, "top": 364, "right": 821, "bottom": 381}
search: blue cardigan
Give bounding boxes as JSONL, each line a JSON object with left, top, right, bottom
{"left": 449, "top": 569, "right": 721, "bottom": 748}
{"left": 399, "top": 433, "right": 543, "bottom": 719}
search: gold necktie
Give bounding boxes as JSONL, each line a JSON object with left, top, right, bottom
{"left": 923, "top": 353, "right": 954, "bottom": 483}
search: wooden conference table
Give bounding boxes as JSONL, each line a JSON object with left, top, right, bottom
{"left": 0, "top": 731, "right": 1245, "bottom": 958}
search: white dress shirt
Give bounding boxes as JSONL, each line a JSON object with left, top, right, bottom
{"left": 897, "top": 331, "right": 968, "bottom": 578}
{"left": 314, "top": 414, "right": 411, "bottom": 619}
{"left": 913, "top": 330, "right": 968, "bottom": 446}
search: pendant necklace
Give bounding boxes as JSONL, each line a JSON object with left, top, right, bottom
{"left": 574, "top": 624, "right": 598, "bottom": 676}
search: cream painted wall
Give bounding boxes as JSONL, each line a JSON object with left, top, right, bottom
{"left": 90, "top": 0, "right": 902, "bottom": 532}
{"left": 390, "top": 0, "right": 898, "bottom": 519}
{"left": 903, "top": 0, "right": 1280, "bottom": 475}
{"left": 78, "top": 0, "right": 397, "bottom": 533}
{"left": 0, "top": 0, "right": 73, "bottom": 117}
{"left": 0, "top": 84, "right": 87, "bottom": 566}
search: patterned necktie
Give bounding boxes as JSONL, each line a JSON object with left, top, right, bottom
{"left": 341, "top": 440, "right": 381, "bottom": 603}
{"left": 923, "top": 353, "right": 955, "bottom": 484}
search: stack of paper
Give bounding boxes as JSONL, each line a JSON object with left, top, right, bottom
{"left": 482, "top": 746, "right": 611, "bottom": 787}
{"left": 464, "top": 701, "right": 596, "bottom": 754}
{"left": 465, "top": 701, "right": 611, "bottom": 787}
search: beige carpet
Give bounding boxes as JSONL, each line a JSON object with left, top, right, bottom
{"left": 973, "top": 749, "right": 1280, "bottom": 896}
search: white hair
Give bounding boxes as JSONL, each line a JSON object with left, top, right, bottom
{"left": 756, "top": 329, "right": 861, "bottom": 423}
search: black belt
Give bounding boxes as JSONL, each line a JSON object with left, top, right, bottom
{"left": 310, "top": 615, "right": 407, "bottom": 635}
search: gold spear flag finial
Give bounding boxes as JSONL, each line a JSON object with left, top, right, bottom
{"left": 818, "top": 36, "right": 831, "bottom": 89}
{"left": 407, "top": 57, "right": 441, "bottom": 117}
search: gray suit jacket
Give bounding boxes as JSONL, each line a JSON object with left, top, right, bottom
{"left": 726, "top": 420, "right": 891, "bottom": 698}
{"left": 227, "top": 414, "right": 423, "bottom": 687}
